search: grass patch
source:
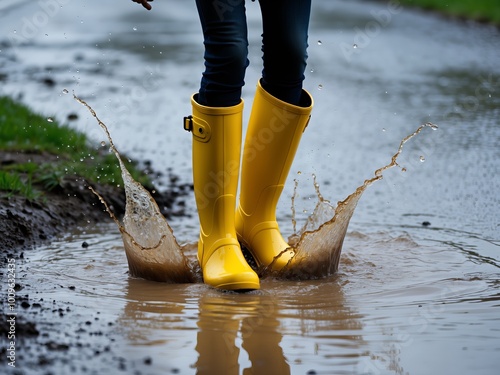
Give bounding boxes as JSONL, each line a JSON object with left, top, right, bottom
{"left": 0, "top": 170, "right": 41, "bottom": 200}
{"left": 399, "top": 0, "right": 500, "bottom": 26}
{"left": 0, "top": 96, "right": 153, "bottom": 200}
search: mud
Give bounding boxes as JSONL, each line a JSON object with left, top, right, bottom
{"left": 0, "top": 150, "right": 191, "bottom": 252}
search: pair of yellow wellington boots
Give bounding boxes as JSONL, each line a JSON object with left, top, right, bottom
{"left": 184, "top": 81, "right": 313, "bottom": 291}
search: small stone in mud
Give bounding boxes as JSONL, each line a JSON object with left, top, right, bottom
{"left": 422, "top": 221, "right": 431, "bottom": 227}
{"left": 21, "top": 301, "right": 30, "bottom": 309}
{"left": 144, "top": 356, "right": 152, "bottom": 365}
{"left": 82, "top": 241, "right": 89, "bottom": 248}
{"left": 69, "top": 285, "right": 76, "bottom": 290}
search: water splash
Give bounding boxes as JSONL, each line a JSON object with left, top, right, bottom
{"left": 280, "top": 122, "right": 438, "bottom": 279}
{"left": 74, "top": 94, "right": 195, "bottom": 283}
{"left": 75, "top": 94, "right": 436, "bottom": 283}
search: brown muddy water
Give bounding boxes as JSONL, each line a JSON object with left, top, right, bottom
{"left": 1, "top": 0, "right": 500, "bottom": 374}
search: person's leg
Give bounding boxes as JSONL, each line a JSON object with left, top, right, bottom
{"left": 195, "top": 0, "right": 249, "bottom": 107}
{"left": 236, "top": 0, "right": 313, "bottom": 272}
{"left": 258, "top": 0, "right": 312, "bottom": 105}
{"left": 187, "top": 1, "right": 259, "bottom": 290}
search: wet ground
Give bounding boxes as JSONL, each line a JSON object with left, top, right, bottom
{"left": 1, "top": 0, "right": 499, "bottom": 374}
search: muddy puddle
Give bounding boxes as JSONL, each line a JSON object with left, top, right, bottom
{"left": 2, "top": 0, "right": 500, "bottom": 374}
{"left": 21, "top": 216, "right": 500, "bottom": 374}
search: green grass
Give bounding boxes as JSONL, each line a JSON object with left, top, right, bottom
{"left": 399, "top": 0, "right": 500, "bottom": 26}
{"left": 0, "top": 170, "right": 41, "bottom": 200}
{"left": 0, "top": 96, "right": 153, "bottom": 200}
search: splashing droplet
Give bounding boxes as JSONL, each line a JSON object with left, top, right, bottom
{"left": 426, "top": 122, "right": 438, "bottom": 130}
{"left": 353, "top": 44, "right": 358, "bottom": 49}
{"left": 419, "top": 156, "right": 425, "bottom": 162}
{"left": 318, "top": 84, "right": 323, "bottom": 90}
{"left": 62, "top": 89, "right": 69, "bottom": 94}
{"left": 100, "top": 141, "right": 106, "bottom": 147}
{"left": 133, "top": 27, "right": 137, "bottom": 31}
{"left": 317, "top": 40, "right": 322, "bottom": 45}
{"left": 47, "top": 117, "right": 54, "bottom": 123}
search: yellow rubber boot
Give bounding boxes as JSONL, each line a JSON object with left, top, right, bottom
{"left": 236, "top": 81, "right": 313, "bottom": 271}
{"left": 184, "top": 95, "right": 260, "bottom": 291}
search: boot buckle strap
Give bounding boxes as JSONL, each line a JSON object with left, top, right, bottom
{"left": 183, "top": 115, "right": 193, "bottom": 132}
{"left": 183, "top": 115, "right": 211, "bottom": 142}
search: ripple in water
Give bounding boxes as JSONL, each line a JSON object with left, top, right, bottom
{"left": 75, "top": 94, "right": 437, "bottom": 283}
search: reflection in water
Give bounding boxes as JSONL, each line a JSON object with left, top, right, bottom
{"left": 120, "top": 277, "right": 368, "bottom": 374}
{"left": 195, "top": 292, "right": 289, "bottom": 375}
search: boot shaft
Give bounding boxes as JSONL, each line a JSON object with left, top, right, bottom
{"left": 239, "top": 81, "right": 313, "bottom": 216}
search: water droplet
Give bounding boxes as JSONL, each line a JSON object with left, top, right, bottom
{"left": 62, "top": 88, "right": 69, "bottom": 94}
{"left": 401, "top": 167, "right": 407, "bottom": 172}
{"left": 310, "top": 69, "right": 314, "bottom": 73}
{"left": 47, "top": 117, "right": 54, "bottom": 122}
{"left": 318, "top": 84, "right": 323, "bottom": 90}
{"left": 426, "top": 122, "right": 438, "bottom": 130}
{"left": 317, "top": 40, "right": 322, "bottom": 45}
{"left": 353, "top": 44, "right": 358, "bottom": 49}
{"left": 419, "top": 156, "right": 425, "bottom": 162}
{"left": 100, "top": 141, "right": 106, "bottom": 147}
{"left": 382, "top": 128, "right": 386, "bottom": 132}
{"left": 297, "top": 171, "right": 302, "bottom": 175}
{"left": 133, "top": 27, "right": 137, "bottom": 31}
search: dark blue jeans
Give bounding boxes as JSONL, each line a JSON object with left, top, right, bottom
{"left": 195, "top": 0, "right": 312, "bottom": 107}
